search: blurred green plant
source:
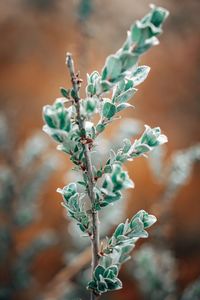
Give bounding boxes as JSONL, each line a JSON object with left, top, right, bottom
{"left": 43, "top": 4, "right": 169, "bottom": 299}
{"left": 131, "top": 143, "right": 200, "bottom": 300}
{"left": 181, "top": 277, "right": 200, "bottom": 300}
{"left": 0, "top": 114, "right": 58, "bottom": 299}
{"left": 133, "top": 245, "right": 176, "bottom": 300}
{"left": 23, "top": 0, "right": 56, "bottom": 11}
{"left": 77, "top": 0, "right": 93, "bottom": 23}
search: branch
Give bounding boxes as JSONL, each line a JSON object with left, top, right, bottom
{"left": 66, "top": 53, "right": 100, "bottom": 300}
{"left": 43, "top": 247, "right": 91, "bottom": 300}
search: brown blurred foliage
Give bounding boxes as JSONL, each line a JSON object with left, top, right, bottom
{"left": 0, "top": 0, "right": 200, "bottom": 299}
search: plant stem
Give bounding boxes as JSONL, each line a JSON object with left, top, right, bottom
{"left": 66, "top": 53, "right": 100, "bottom": 299}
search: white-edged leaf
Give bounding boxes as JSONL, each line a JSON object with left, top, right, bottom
{"left": 117, "top": 103, "right": 135, "bottom": 112}
{"left": 102, "top": 55, "right": 122, "bottom": 81}
{"left": 102, "top": 102, "right": 117, "bottom": 119}
{"left": 131, "top": 66, "right": 150, "bottom": 86}
{"left": 115, "top": 88, "right": 137, "bottom": 104}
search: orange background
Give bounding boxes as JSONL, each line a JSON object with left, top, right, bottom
{"left": 0, "top": 0, "right": 200, "bottom": 299}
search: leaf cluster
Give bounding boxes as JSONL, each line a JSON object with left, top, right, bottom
{"left": 88, "top": 210, "right": 157, "bottom": 294}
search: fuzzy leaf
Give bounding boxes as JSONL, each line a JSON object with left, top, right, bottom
{"left": 94, "top": 265, "right": 105, "bottom": 280}
{"left": 102, "top": 102, "right": 116, "bottom": 119}
{"left": 122, "top": 139, "right": 132, "bottom": 153}
{"left": 115, "top": 88, "right": 137, "bottom": 104}
{"left": 96, "top": 124, "right": 105, "bottom": 133}
{"left": 60, "top": 87, "right": 69, "bottom": 98}
{"left": 103, "top": 55, "right": 122, "bottom": 81}
{"left": 117, "top": 103, "right": 135, "bottom": 112}
{"left": 119, "top": 52, "right": 138, "bottom": 72}
{"left": 131, "top": 66, "right": 150, "bottom": 87}
{"left": 113, "top": 223, "right": 125, "bottom": 238}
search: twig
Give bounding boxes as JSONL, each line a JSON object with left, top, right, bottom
{"left": 66, "top": 53, "right": 100, "bottom": 300}
{"left": 43, "top": 246, "right": 91, "bottom": 300}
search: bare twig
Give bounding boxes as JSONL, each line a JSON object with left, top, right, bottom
{"left": 43, "top": 247, "right": 91, "bottom": 300}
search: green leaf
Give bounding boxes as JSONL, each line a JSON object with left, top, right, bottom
{"left": 107, "top": 265, "right": 118, "bottom": 277}
{"left": 125, "top": 78, "right": 134, "bottom": 90}
{"left": 86, "top": 71, "right": 101, "bottom": 95}
{"left": 131, "top": 66, "right": 150, "bottom": 87}
{"left": 150, "top": 5, "right": 169, "bottom": 27}
{"left": 128, "top": 217, "right": 148, "bottom": 238}
{"left": 118, "top": 244, "right": 135, "bottom": 263}
{"left": 85, "top": 98, "right": 97, "bottom": 114}
{"left": 105, "top": 278, "right": 118, "bottom": 289}
{"left": 143, "top": 213, "right": 157, "bottom": 228}
{"left": 60, "top": 87, "right": 69, "bottom": 98}
{"left": 89, "top": 71, "right": 100, "bottom": 83}
{"left": 97, "top": 279, "right": 108, "bottom": 292}
{"left": 79, "top": 223, "right": 86, "bottom": 232}
{"left": 103, "top": 55, "right": 122, "bottom": 81}
{"left": 134, "top": 144, "right": 151, "bottom": 154}
{"left": 96, "top": 124, "right": 105, "bottom": 133}
{"left": 122, "top": 139, "right": 132, "bottom": 153}
{"left": 87, "top": 83, "right": 95, "bottom": 95}
{"left": 112, "top": 80, "right": 126, "bottom": 100}
{"left": 102, "top": 102, "right": 116, "bottom": 119}
{"left": 115, "top": 88, "right": 137, "bottom": 104}
{"left": 130, "top": 23, "right": 141, "bottom": 43}
{"left": 104, "top": 165, "right": 112, "bottom": 173}
{"left": 113, "top": 223, "right": 125, "bottom": 238}
{"left": 119, "top": 52, "right": 138, "bottom": 72}
{"left": 96, "top": 169, "right": 103, "bottom": 178}
{"left": 43, "top": 106, "right": 59, "bottom": 129}
{"left": 77, "top": 181, "right": 86, "bottom": 187}
{"left": 87, "top": 280, "right": 97, "bottom": 290}
{"left": 100, "top": 80, "right": 113, "bottom": 93}
{"left": 113, "top": 278, "right": 123, "bottom": 289}
{"left": 94, "top": 265, "right": 105, "bottom": 280}
{"left": 134, "top": 36, "right": 159, "bottom": 55}
{"left": 43, "top": 126, "right": 68, "bottom": 143}
{"left": 120, "top": 244, "right": 134, "bottom": 255}
{"left": 102, "top": 191, "right": 122, "bottom": 205}
{"left": 99, "top": 201, "right": 109, "bottom": 207}
{"left": 117, "top": 103, "right": 135, "bottom": 112}
{"left": 70, "top": 89, "right": 76, "bottom": 99}
{"left": 104, "top": 269, "right": 114, "bottom": 279}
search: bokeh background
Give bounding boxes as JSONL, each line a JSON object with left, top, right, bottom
{"left": 0, "top": 0, "right": 200, "bottom": 299}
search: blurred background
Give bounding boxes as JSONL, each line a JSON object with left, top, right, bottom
{"left": 0, "top": 0, "right": 200, "bottom": 299}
